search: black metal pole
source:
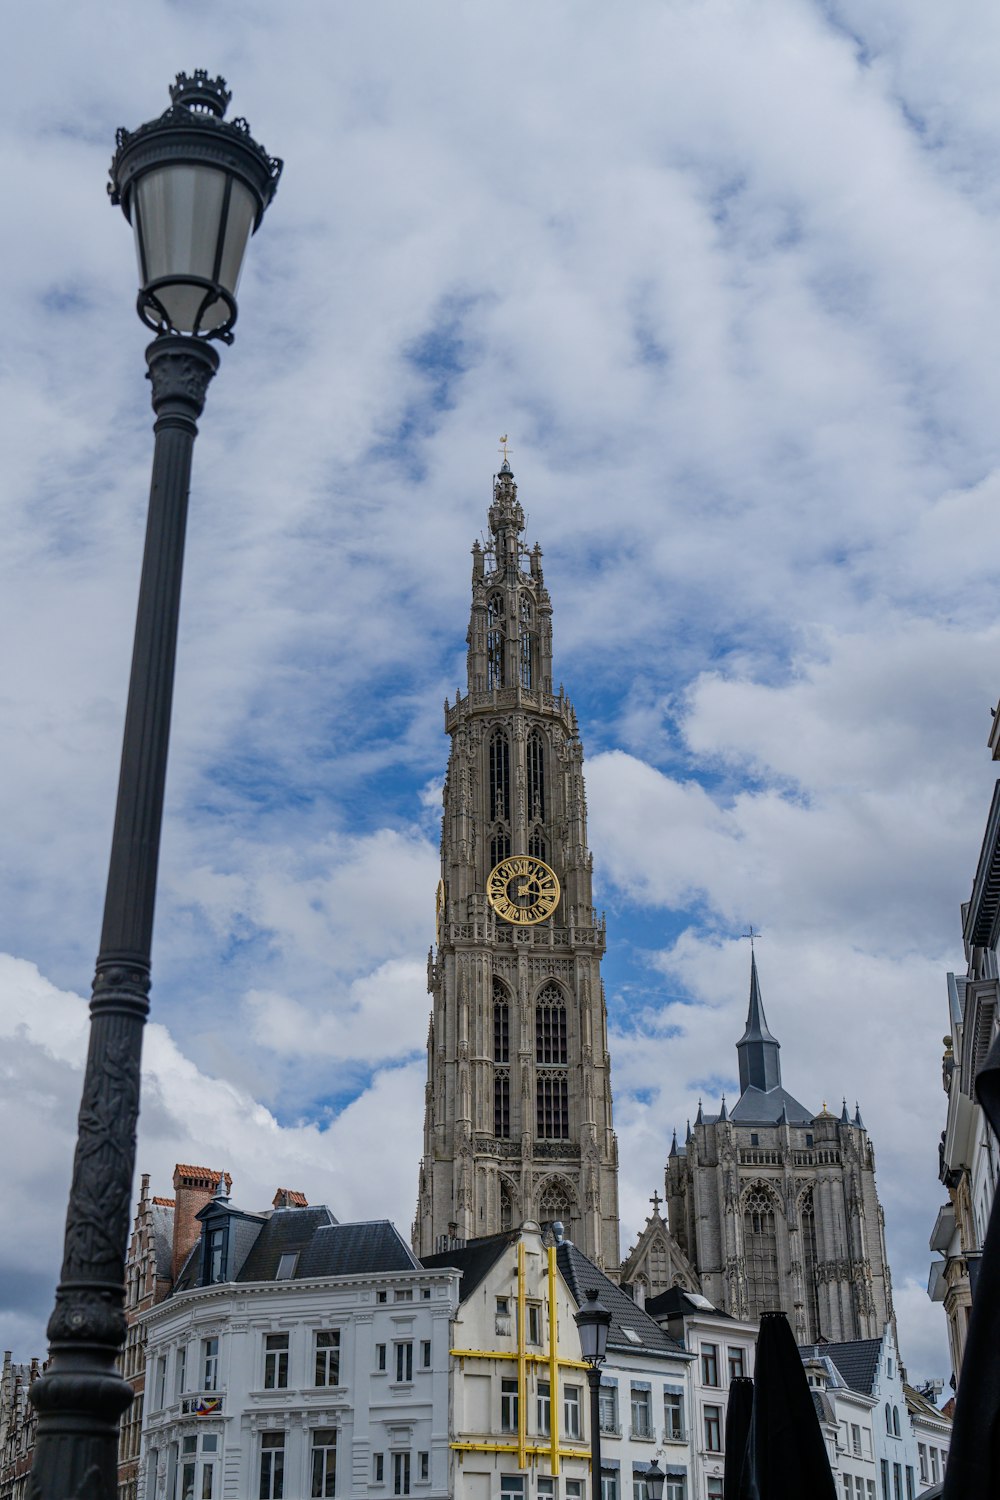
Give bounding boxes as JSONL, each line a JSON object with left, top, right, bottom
{"left": 29, "top": 334, "right": 219, "bottom": 1500}
{"left": 587, "top": 1364, "right": 604, "bottom": 1500}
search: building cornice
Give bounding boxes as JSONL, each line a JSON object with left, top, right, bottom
{"left": 963, "top": 780, "right": 1000, "bottom": 949}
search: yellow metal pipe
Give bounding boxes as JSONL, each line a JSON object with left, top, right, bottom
{"left": 517, "top": 1240, "right": 527, "bottom": 1470}
{"left": 547, "top": 1244, "right": 559, "bottom": 1475}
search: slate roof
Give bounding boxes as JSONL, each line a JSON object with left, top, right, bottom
{"left": 421, "top": 1230, "right": 521, "bottom": 1300}
{"left": 730, "top": 1084, "right": 814, "bottom": 1125}
{"left": 237, "top": 1206, "right": 337, "bottom": 1281}
{"left": 150, "top": 1201, "right": 175, "bottom": 1280}
{"left": 799, "top": 1338, "right": 882, "bottom": 1395}
{"left": 645, "top": 1286, "right": 735, "bottom": 1322}
{"left": 293, "top": 1221, "right": 419, "bottom": 1280}
{"left": 556, "top": 1239, "right": 687, "bottom": 1360}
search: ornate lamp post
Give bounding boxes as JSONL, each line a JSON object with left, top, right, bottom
{"left": 28, "top": 72, "right": 281, "bottom": 1500}
{"left": 645, "top": 1459, "right": 665, "bottom": 1500}
{"left": 575, "top": 1288, "right": 612, "bottom": 1500}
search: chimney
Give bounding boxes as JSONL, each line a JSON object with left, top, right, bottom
{"left": 272, "top": 1188, "right": 309, "bottom": 1209}
{"left": 171, "top": 1165, "right": 231, "bottom": 1280}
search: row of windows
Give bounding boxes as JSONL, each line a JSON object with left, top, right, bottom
{"left": 149, "top": 1333, "right": 431, "bottom": 1407}
{"left": 878, "top": 1459, "right": 917, "bottom": 1500}
{"left": 600, "top": 1473, "right": 690, "bottom": 1500}
{"left": 493, "top": 981, "right": 569, "bottom": 1140}
{"left": 488, "top": 727, "right": 547, "bottom": 854}
{"left": 742, "top": 1181, "right": 820, "bottom": 1339}
{"left": 500, "top": 1378, "right": 583, "bottom": 1438}
{"left": 917, "top": 1443, "right": 944, "bottom": 1488}
{"left": 698, "top": 1342, "right": 747, "bottom": 1387}
{"left": 840, "top": 1482, "right": 877, "bottom": 1500}
{"left": 149, "top": 1432, "right": 433, "bottom": 1500}
{"left": 597, "top": 1386, "right": 691, "bottom": 1446}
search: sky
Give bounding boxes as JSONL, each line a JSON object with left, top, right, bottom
{"left": 2, "top": 0, "right": 1000, "bottom": 1387}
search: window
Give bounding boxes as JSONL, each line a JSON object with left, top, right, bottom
{"left": 174, "top": 1346, "right": 186, "bottom": 1400}
{"left": 536, "top": 985, "right": 568, "bottom": 1064}
{"left": 494, "top": 981, "right": 511, "bottom": 1137}
{"left": 154, "top": 1355, "right": 167, "bottom": 1409}
{"left": 930, "top": 1451, "right": 940, "bottom": 1484}
{"left": 750, "top": 1132, "right": 759, "bottom": 1146}
{"left": 519, "top": 595, "right": 535, "bottom": 688}
{"left": 700, "top": 1344, "right": 719, "bottom": 1386}
{"left": 868, "top": 1484, "right": 876, "bottom": 1500}
{"left": 206, "top": 1228, "right": 225, "bottom": 1284}
{"left": 418, "top": 1453, "right": 429, "bottom": 1482}
{"left": 599, "top": 1384, "right": 619, "bottom": 1434}
{"left": 259, "top": 1434, "right": 285, "bottom": 1500}
{"left": 393, "top": 1452, "right": 411, "bottom": 1496}
{"left": 275, "top": 1252, "right": 298, "bottom": 1279}
{"left": 310, "top": 1430, "right": 337, "bottom": 1499}
{"left": 704, "top": 1404, "right": 722, "bottom": 1452}
{"left": 500, "top": 1480, "right": 525, "bottom": 1499}
{"left": 537, "top": 1071, "right": 569, "bottom": 1139}
{"left": 566, "top": 1485, "right": 583, "bottom": 1499}
{"left": 420, "top": 1287, "right": 431, "bottom": 1300}
{"left": 918, "top": 1446, "right": 928, "bottom": 1485}
{"left": 905, "top": 1469, "right": 915, "bottom": 1500}
{"left": 501, "top": 1378, "right": 519, "bottom": 1432}
{"left": 202, "top": 1339, "right": 218, "bottom": 1394}
{"left": 843, "top": 1480, "right": 853, "bottom": 1500}
{"left": 489, "top": 728, "right": 510, "bottom": 818}
{"left": 373, "top": 1454, "right": 384, "bottom": 1483}
{"left": 315, "top": 1331, "right": 340, "bottom": 1387}
{"left": 496, "top": 1297, "right": 512, "bottom": 1335}
{"left": 537, "top": 1380, "right": 551, "bottom": 1436}
{"left": 376, "top": 1343, "right": 387, "bottom": 1371}
{"left": 727, "top": 1347, "right": 745, "bottom": 1381}
{"left": 538, "top": 1482, "right": 555, "bottom": 1500}
{"left": 667, "top": 1479, "right": 687, "bottom": 1500}
{"left": 394, "top": 1342, "right": 413, "bottom": 1383}
{"left": 893, "top": 1407, "right": 900, "bottom": 1438}
{"left": 851, "top": 1424, "right": 862, "bottom": 1457}
{"left": 630, "top": 1386, "right": 653, "bottom": 1439}
{"left": 377, "top": 1290, "right": 388, "bottom": 1303}
{"left": 893, "top": 1464, "right": 903, "bottom": 1500}
{"left": 743, "top": 1183, "right": 780, "bottom": 1319}
{"left": 601, "top": 1473, "right": 619, "bottom": 1500}
{"left": 564, "top": 1383, "right": 582, "bottom": 1438}
{"left": 487, "top": 595, "right": 505, "bottom": 690}
{"left": 633, "top": 1475, "right": 649, "bottom": 1500}
{"left": 527, "top": 1304, "right": 542, "bottom": 1344}
{"left": 664, "top": 1391, "right": 684, "bottom": 1441}
{"left": 801, "top": 1189, "right": 821, "bottom": 1341}
{"left": 707, "top": 1483, "right": 724, "bottom": 1500}
{"left": 527, "top": 729, "right": 546, "bottom": 818}
{"left": 394, "top": 1289, "right": 413, "bottom": 1302}
{"left": 420, "top": 1340, "right": 431, "bottom": 1369}
{"left": 264, "top": 1334, "right": 288, "bottom": 1390}
{"left": 881, "top": 1459, "right": 890, "bottom": 1500}
{"left": 500, "top": 1179, "right": 515, "bottom": 1231}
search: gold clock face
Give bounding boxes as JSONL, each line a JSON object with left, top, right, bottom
{"left": 487, "top": 856, "right": 560, "bottom": 925}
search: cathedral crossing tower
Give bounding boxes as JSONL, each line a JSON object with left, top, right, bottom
{"left": 414, "top": 458, "right": 620, "bottom": 1269}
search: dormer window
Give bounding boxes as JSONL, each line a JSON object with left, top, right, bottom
{"left": 275, "top": 1252, "right": 298, "bottom": 1280}
{"left": 205, "top": 1226, "right": 227, "bottom": 1285}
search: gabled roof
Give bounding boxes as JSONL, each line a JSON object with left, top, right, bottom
{"left": 150, "top": 1201, "right": 175, "bottom": 1280}
{"left": 421, "top": 1230, "right": 521, "bottom": 1300}
{"left": 645, "top": 1286, "right": 735, "bottom": 1322}
{"left": 799, "top": 1338, "right": 882, "bottom": 1395}
{"left": 556, "top": 1240, "right": 687, "bottom": 1360}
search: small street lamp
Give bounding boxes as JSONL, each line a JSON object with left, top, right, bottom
{"left": 644, "top": 1458, "right": 666, "bottom": 1500}
{"left": 28, "top": 72, "right": 281, "bottom": 1500}
{"left": 575, "top": 1288, "right": 612, "bottom": 1500}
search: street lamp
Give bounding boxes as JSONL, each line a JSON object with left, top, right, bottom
{"left": 644, "top": 1459, "right": 666, "bottom": 1500}
{"left": 575, "top": 1288, "right": 612, "bottom": 1500}
{"left": 28, "top": 72, "right": 281, "bottom": 1500}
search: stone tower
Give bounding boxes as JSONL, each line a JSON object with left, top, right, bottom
{"left": 657, "top": 954, "right": 894, "bottom": 1343}
{"left": 414, "top": 459, "right": 620, "bottom": 1270}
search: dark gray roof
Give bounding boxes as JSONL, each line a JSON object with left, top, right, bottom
{"left": 237, "top": 1207, "right": 337, "bottom": 1281}
{"left": 556, "top": 1240, "right": 688, "bottom": 1360}
{"left": 294, "top": 1221, "right": 419, "bottom": 1279}
{"left": 730, "top": 1084, "right": 814, "bottom": 1125}
{"left": 645, "top": 1286, "right": 734, "bottom": 1322}
{"left": 421, "top": 1230, "right": 521, "bottom": 1300}
{"left": 800, "top": 1338, "right": 882, "bottom": 1395}
{"left": 150, "top": 1203, "right": 175, "bottom": 1280}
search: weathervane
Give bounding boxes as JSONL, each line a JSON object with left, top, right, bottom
{"left": 499, "top": 433, "right": 511, "bottom": 463}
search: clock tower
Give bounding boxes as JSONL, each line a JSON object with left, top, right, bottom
{"left": 414, "top": 457, "right": 620, "bottom": 1269}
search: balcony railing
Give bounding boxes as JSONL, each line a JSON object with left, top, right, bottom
{"left": 662, "top": 1426, "right": 687, "bottom": 1444}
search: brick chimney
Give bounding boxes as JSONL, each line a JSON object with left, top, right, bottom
{"left": 272, "top": 1188, "right": 309, "bottom": 1209}
{"left": 171, "top": 1165, "right": 231, "bottom": 1280}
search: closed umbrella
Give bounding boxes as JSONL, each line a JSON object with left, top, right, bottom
{"left": 739, "top": 1310, "right": 837, "bottom": 1500}
{"left": 723, "top": 1375, "right": 754, "bottom": 1499}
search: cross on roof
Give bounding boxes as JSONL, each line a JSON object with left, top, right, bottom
{"left": 650, "top": 1190, "right": 662, "bottom": 1216}
{"left": 741, "top": 924, "right": 761, "bottom": 951}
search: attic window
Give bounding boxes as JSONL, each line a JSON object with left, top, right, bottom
{"left": 275, "top": 1252, "right": 298, "bottom": 1280}
{"left": 620, "top": 1327, "right": 642, "bottom": 1345}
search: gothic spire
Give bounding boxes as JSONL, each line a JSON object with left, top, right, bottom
{"left": 488, "top": 458, "right": 525, "bottom": 577}
{"left": 736, "top": 950, "right": 782, "bottom": 1095}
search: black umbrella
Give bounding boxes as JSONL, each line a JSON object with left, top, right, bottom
{"left": 739, "top": 1310, "right": 837, "bottom": 1500}
{"left": 942, "top": 1032, "right": 1000, "bottom": 1497}
{"left": 723, "top": 1375, "right": 754, "bottom": 1500}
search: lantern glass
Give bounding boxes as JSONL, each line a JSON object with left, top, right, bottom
{"left": 132, "top": 164, "right": 256, "bottom": 333}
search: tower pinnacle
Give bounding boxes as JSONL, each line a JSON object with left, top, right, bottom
{"left": 736, "top": 950, "right": 782, "bottom": 1095}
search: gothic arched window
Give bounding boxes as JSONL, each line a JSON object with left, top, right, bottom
{"left": 499, "top": 1179, "right": 515, "bottom": 1231}
{"left": 538, "top": 1177, "right": 572, "bottom": 1227}
{"left": 536, "top": 1072, "right": 569, "bottom": 1139}
{"left": 535, "top": 984, "right": 568, "bottom": 1065}
{"left": 743, "top": 1183, "right": 780, "bottom": 1320}
{"left": 519, "top": 594, "right": 535, "bottom": 689}
{"left": 489, "top": 729, "right": 510, "bottom": 821}
{"left": 800, "top": 1188, "right": 821, "bottom": 1342}
{"left": 487, "top": 593, "right": 505, "bottom": 689}
{"left": 527, "top": 730, "right": 546, "bottom": 820}
{"left": 493, "top": 979, "right": 510, "bottom": 1138}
